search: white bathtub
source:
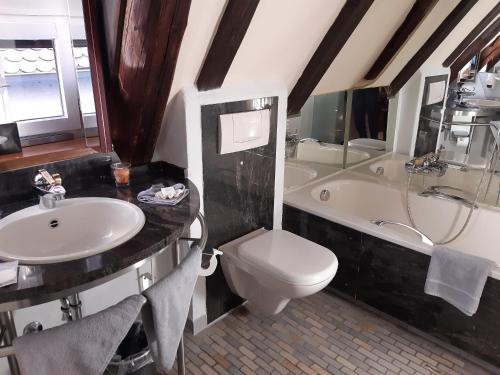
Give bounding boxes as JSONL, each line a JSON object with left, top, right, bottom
{"left": 285, "top": 170, "right": 500, "bottom": 279}
{"left": 284, "top": 162, "right": 318, "bottom": 191}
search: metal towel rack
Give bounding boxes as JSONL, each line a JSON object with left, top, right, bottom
{"left": 370, "top": 219, "right": 434, "bottom": 246}
{"left": 175, "top": 212, "right": 208, "bottom": 375}
{"left": 0, "top": 211, "right": 209, "bottom": 375}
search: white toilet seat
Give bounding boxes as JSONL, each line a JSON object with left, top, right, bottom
{"left": 220, "top": 229, "right": 338, "bottom": 315}
{"left": 237, "top": 229, "right": 338, "bottom": 286}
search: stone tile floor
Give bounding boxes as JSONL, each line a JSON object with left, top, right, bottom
{"left": 164, "top": 292, "right": 496, "bottom": 375}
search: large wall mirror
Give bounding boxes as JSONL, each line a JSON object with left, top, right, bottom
{"left": 285, "top": 86, "right": 391, "bottom": 191}
{"left": 0, "top": 0, "right": 110, "bottom": 171}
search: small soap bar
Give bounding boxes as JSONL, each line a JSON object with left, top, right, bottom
{"left": 159, "top": 186, "right": 178, "bottom": 199}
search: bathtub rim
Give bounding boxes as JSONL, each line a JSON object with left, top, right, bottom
{"left": 284, "top": 167, "right": 500, "bottom": 280}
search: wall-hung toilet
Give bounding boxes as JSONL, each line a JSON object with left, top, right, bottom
{"left": 220, "top": 228, "right": 338, "bottom": 315}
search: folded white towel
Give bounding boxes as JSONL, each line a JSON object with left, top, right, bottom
{"left": 425, "top": 247, "right": 495, "bottom": 316}
{"left": 137, "top": 183, "right": 189, "bottom": 206}
{"left": 0, "top": 261, "right": 18, "bottom": 287}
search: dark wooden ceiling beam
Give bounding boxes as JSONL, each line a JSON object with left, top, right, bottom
{"left": 287, "top": 0, "right": 375, "bottom": 116}
{"left": 478, "top": 36, "right": 500, "bottom": 70}
{"left": 364, "top": 0, "right": 438, "bottom": 81}
{"left": 99, "top": 0, "right": 191, "bottom": 165}
{"left": 486, "top": 49, "right": 500, "bottom": 71}
{"left": 443, "top": 1, "right": 500, "bottom": 67}
{"left": 450, "top": 17, "right": 500, "bottom": 80}
{"left": 99, "top": 0, "right": 126, "bottom": 78}
{"left": 389, "top": 0, "right": 478, "bottom": 97}
{"left": 82, "top": 0, "right": 113, "bottom": 153}
{"left": 196, "top": 0, "right": 260, "bottom": 91}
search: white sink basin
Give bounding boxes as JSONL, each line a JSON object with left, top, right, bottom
{"left": 0, "top": 197, "right": 146, "bottom": 264}
{"left": 463, "top": 98, "right": 500, "bottom": 108}
{"left": 284, "top": 162, "right": 318, "bottom": 190}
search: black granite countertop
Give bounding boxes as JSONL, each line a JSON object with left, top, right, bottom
{"left": 0, "top": 159, "right": 200, "bottom": 311}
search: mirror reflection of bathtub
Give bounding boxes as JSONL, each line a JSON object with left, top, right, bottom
{"left": 284, "top": 154, "right": 500, "bottom": 279}
{"left": 296, "top": 140, "right": 371, "bottom": 165}
{"left": 284, "top": 162, "right": 318, "bottom": 191}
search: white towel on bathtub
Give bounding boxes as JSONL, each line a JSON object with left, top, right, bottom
{"left": 425, "top": 247, "right": 495, "bottom": 316}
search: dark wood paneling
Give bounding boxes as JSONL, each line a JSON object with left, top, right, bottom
{"left": 202, "top": 98, "right": 277, "bottom": 323}
{"left": 450, "top": 17, "right": 500, "bottom": 81}
{"left": 287, "top": 0, "right": 374, "bottom": 116}
{"left": 364, "top": 0, "right": 438, "bottom": 80}
{"left": 443, "top": 2, "right": 500, "bottom": 67}
{"left": 97, "top": 0, "right": 190, "bottom": 165}
{"left": 82, "top": 0, "right": 113, "bottom": 153}
{"left": 196, "top": 0, "right": 260, "bottom": 91}
{"left": 389, "top": 0, "right": 478, "bottom": 96}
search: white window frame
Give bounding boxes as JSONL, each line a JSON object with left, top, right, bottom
{"left": 0, "top": 16, "right": 85, "bottom": 138}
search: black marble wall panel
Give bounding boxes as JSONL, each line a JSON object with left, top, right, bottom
{"left": 283, "top": 205, "right": 361, "bottom": 298}
{"left": 0, "top": 153, "right": 117, "bottom": 204}
{"left": 202, "top": 97, "right": 277, "bottom": 323}
{"left": 283, "top": 203, "right": 500, "bottom": 367}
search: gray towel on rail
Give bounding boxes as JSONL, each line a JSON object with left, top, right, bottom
{"left": 142, "top": 245, "right": 201, "bottom": 371}
{"left": 13, "top": 294, "right": 146, "bottom": 375}
{"left": 425, "top": 247, "right": 495, "bottom": 316}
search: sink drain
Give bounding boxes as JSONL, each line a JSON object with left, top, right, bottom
{"left": 49, "top": 219, "right": 59, "bottom": 228}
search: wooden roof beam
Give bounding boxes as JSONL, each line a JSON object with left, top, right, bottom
{"left": 287, "top": 0, "right": 375, "bottom": 116}
{"left": 450, "top": 17, "right": 500, "bottom": 81}
{"left": 364, "top": 0, "right": 438, "bottom": 81}
{"left": 389, "top": 0, "right": 478, "bottom": 97}
{"left": 196, "top": 0, "right": 260, "bottom": 91}
{"left": 443, "top": 2, "right": 500, "bottom": 67}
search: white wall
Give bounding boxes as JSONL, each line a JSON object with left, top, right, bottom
{"left": 154, "top": 81, "right": 287, "bottom": 332}
{"left": 163, "top": 0, "right": 499, "bottom": 105}
{"left": 313, "top": 0, "right": 415, "bottom": 94}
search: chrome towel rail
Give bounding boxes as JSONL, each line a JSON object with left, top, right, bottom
{"left": 370, "top": 219, "right": 434, "bottom": 246}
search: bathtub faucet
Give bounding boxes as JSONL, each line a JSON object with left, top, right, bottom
{"left": 405, "top": 150, "right": 447, "bottom": 177}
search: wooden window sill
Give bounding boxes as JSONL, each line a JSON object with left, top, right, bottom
{"left": 0, "top": 138, "right": 98, "bottom": 172}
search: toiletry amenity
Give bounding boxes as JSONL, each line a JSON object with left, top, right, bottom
{"left": 13, "top": 295, "right": 146, "bottom": 375}
{"left": 111, "top": 162, "right": 131, "bottom": 187}
{"left": 0, "top": 261, "right": 18, "bottom": 287}
{"left": 137, "top": 183, "right": 189, "bottom": 206}
{"left": 142, "top": 245, "right": 202, "bottom": 371}
{"left": 425, "top": 247, "right": 495, "bottom": 316}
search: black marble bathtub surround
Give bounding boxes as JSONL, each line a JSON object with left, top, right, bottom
{"left": 283, "top": 204, "right": 500, "bottom": 368}
{"left": 202, "top": 97, "right": 278, "bottom": 323}
{"left": 0, "top": 160, "right": 199, "bottom": 311}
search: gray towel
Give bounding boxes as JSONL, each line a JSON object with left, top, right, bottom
{"left": 142, "top": 245, "right": 201, "bottom": 371}
{"left": 425, "top": 247, "right": 495, "bottom": 316}
{"left": 14, "top": 294, "right": 146, "bottom": 375}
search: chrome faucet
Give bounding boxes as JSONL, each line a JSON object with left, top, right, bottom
{"left": 405, "top": 150, "right": 448, "bottom": 177}
{"left": 456, "top": 87, "right": 475, "bottom": 104}
{"left": 285, "top": 131, "right": 300, "bottom": 159}
{"left": 33, "top": 169, "right": 65, "bottom": 209}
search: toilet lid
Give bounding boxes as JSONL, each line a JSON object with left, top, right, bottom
{"left": 237, "top": 230, "right": 338, "bottom": 286}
